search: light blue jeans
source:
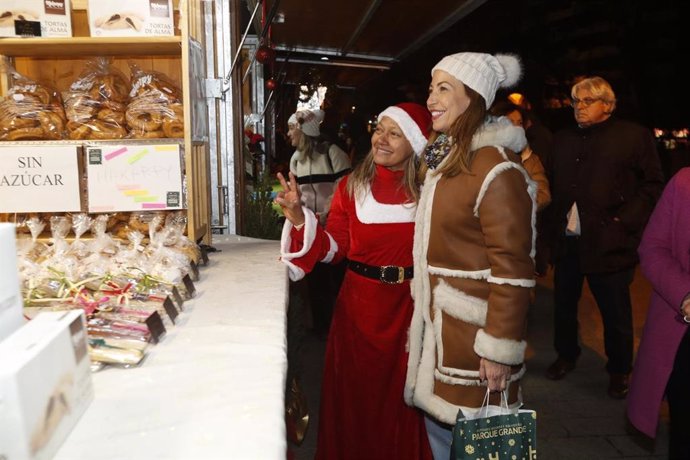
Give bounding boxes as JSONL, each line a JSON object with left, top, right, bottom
{"left": 424, "top": 415, "right": 453, "bottom": 460}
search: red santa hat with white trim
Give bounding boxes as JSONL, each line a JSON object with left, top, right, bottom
{"left": 377, "top": 102, "right": 432, "bottom": 156}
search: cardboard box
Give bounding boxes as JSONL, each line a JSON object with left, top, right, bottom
{"left": 0, "top": 223, "right": 24, "bottom": 343}
{"left": 0, "top": 310, "right": 93, "bottom": 460}
{"left": 87, "top": 0, "right": 174, "bottom": 37}
{"left": 0, "top": 0, "right": 72, "bottom": 37}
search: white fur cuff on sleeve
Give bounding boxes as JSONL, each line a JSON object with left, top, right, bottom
{"left": 282, "top": 259, "right": 306, "bottom": 281}
{"left": 473, "top": 328, "right": 526, "bottom": 365}
{"left": 280, "top": 207, "right": 318, "bottom": 260}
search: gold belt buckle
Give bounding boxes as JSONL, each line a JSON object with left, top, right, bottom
{"left": 380, "top": 265, "right": 404, "bottom": 284}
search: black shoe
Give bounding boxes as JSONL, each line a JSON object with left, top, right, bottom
{"left": 545, "top": 357, "right": 576, "bottom": 380}
{"left": 608, "top": 373, "right": 629, "bottom": 399}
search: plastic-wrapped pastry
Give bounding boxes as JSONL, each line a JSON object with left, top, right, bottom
{"left": 87, "top": 317, "right": 151, "bottom": 342}
{"left": 0, "top": 63, "right": 67, "bottom": 141}
{"left": 100, "top": 336, "right": 149, "bottom": 352}
{"left": 126, "top": 63, "right": 183, "bottom": 139}
{"left": 88, "top": 338, "right": 144, "bottom": 366}
{"left": 63, "top": 57, "right": 130, "bottom": 140}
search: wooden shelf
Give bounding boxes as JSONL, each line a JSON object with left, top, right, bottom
{"left": 0, "top": 36, "right": 182, "bottom": 57}
{"left": 0, "top": 0, "right": 211, "bottom": 244}
{"left": 0, "top": 138, "right": 184, "bottom": 147}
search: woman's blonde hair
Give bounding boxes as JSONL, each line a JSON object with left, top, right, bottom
{"left": 418, "top": 85, "right": 487, "bottom": 180}
{"left": 346, "top": 147, "right": 420, "bottom": 203}
{"left": 295, "top": 130, "right": 316, "bottom": 158}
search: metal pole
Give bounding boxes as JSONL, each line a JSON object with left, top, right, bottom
{"left": 224, "top": 0, "right": 262, "bottom": 88}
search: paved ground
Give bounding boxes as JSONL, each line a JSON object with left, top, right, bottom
{"left": 289, "top": 267, "right": 668, "bottom": 459}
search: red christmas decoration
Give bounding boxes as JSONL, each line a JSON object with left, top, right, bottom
{"left": 265, "top": 78, "right": 277, "bottom": 90}
{"left": 255, "top": 45, "right": 275, "bottom": 64}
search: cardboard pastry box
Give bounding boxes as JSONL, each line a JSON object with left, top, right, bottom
{"left": 0, "top": 223, "right": 23, "bottom": 342}
{"left": 0, "top": 0, "right": 72, "bottom": 37}
{"left": 0, "top": 310, "right": 93, "bottom": 460}
{"left": 87, "top": 0, "right": 174, "bottom": 37}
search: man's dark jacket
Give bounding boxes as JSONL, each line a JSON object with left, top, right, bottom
{"left": 546, "top": 116, "right": 664, "bottom": 273}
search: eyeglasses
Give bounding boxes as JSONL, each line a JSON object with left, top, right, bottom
{"left": 570, "top": 97, "right": 601, "bottom": 108}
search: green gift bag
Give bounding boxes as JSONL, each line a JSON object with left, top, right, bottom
{"left": 451, "top": 390, "right": 537, "bottom": 459}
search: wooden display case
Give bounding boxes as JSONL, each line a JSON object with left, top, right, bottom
{"left": 0, "top": 0, "right": 211, "bottom": 243}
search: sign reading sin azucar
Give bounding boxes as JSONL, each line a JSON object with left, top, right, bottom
{"left": 0, "top": 145, "right": 81, "bottom": 213}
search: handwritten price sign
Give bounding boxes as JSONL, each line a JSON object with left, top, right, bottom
{"left": 86, "top": 144, "right": 184, "bottom": 212}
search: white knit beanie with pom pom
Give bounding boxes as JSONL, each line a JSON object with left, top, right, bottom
{"left": 431, "top": 52, "right": 522, "bottom": 109}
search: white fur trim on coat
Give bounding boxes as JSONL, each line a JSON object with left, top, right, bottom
{"left": 355, "top": 186, "right": 416, "bottom": 223}
{"left": 432, "top": 291, "right": 481, "bottom": 382}
{"left": 472, "top": 154, "right": 538, "bottom": 261}
{"left": 428, "top": 265, "right": 491, "bottom": 279}
{"left": 474, "top": 328, "right": 527, "bottom": 366}
{"left": 433, "top": 279, "right": 487, "bottom": 327}
{"left": 435, "top": 364, "right": 526, "bottom": 386}
{"left": 471, "top": 116, "right": 526, "bottom": 153}
{"left": 474, "top": 161, "right": 523, "bottom": 217}
{"left": 405, "top": 170, "right": 440, "bottom": 404}
{"left": 487, "top": 275, "right": 536, "bottom": 288}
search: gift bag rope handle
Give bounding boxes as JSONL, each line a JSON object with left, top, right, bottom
{"left": 477, "top": 387, "right": 511, "bottom": 418}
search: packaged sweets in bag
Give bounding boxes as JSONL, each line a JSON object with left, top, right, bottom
{"left": 126, "top": 63, "right": 184, "bottom": 139}
{"left": 62, "top": 57, "right": 130, "bottom": 140}
{"left": 0, "top": 64, "right": 67, "bottom": 140}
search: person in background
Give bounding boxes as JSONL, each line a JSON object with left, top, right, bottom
{"left": 276, "top": 103, "right": 434, "bottom": 460}
{"left": 627, "top": 167, "right": 690, "bottom": 458}
{"left": 336, "top": 114, "right": 372, "bottom": 167}
{"left": 491, "top": 100, "right": 551, "bottom": 279}
{"left": 287, "top": 108, "right": 351, "bottom": 338}
{"left": 544, "top": 76, "right": 664, "bottom": 399}
{"left": 513, "top": 96, "right": 553, "bottom": 172}
{"left": 490, "top": 100, "right": 551, "bottom": 211}
{"left": 404, "top": 52, "right": 535, "bottom": 460}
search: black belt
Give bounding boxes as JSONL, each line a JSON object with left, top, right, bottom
{"left": 348, "top": 260, "right": 413, "bottom": 284}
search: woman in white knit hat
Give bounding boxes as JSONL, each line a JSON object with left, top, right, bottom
{"left": 286, "top": 108, "right": 352, "bottom": 338}
{"left": 403, "top": 52, "right": 537, "bottom": 459}
{"left": 277, "top": 103, "right": 434, "bottom": 460}
{"left": 287, "top": 108, "right": 352, "bottom": 225}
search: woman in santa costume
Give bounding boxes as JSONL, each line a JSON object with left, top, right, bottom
{"left": 276, "top": 102, "right": 433, "bottom": 460}
{"left": 404, "top": 52, "right": 536, "bottom": 460}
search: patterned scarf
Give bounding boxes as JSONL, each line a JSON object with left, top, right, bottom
{"left": 424, "top": 134, "right": 453, "bottom": 170}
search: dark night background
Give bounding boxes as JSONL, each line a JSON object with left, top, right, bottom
{"left": 360, "top": 0, "right": 689, "bottom": 132}
{"left": 262, "top": 0, "right": 690, "bottom": 177}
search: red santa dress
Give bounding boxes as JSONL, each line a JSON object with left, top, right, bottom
{"left": 280, "top": 164, "right": 432, "bottom": 460}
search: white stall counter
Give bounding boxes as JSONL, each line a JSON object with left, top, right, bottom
{"left": 54, "top": 236, "right": 288, "bottom": 460}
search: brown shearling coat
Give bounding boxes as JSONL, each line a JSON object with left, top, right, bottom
{"left": 405, "top": 118, "right": 536, "bottom": 424}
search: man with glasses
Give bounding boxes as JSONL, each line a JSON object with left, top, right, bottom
{"left": 544, "top": 76, "right": 664, "bottom": 399}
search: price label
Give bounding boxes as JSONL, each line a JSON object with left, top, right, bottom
{"left": 163, "top": 296, "right": 179, "bottom": 323}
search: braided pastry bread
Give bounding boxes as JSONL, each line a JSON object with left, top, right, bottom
{"left": 63, "top": 58, "right": 130, "bottom": 140}
{"left": 127, "top": 65, "right": 184, "bottom": 139}
{"left": 0, "top": 70, "right": 67, "bottom": 141}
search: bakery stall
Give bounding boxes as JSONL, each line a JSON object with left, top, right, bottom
{"left": 53, "top": 234, "right": 288, "bottom": 460}
{"left": 0, "top": 1, "right": 288, "bottom": 459}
